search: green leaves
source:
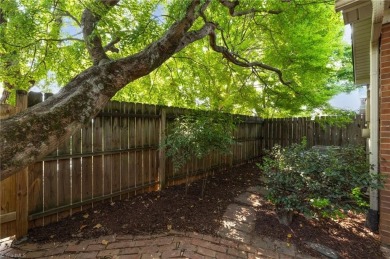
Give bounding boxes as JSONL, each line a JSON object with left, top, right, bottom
{"left": 162, "top": 111, "right": 235, "bottom": 170}
{"left": 2, "top": 0, "right": 350, "bottom": 118}
{"left": 260, "top": 140, "right": 383, "bottom": 220}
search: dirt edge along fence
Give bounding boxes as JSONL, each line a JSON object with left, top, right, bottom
{"left": 0, "top": 91, "right": 365, "bottom": 239}
{"left": 0, "top": 91, "right": 263, "bottom": 239}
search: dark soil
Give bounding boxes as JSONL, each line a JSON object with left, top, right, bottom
{"left": 28, "top": 161, "right": 383, "bottom": 258}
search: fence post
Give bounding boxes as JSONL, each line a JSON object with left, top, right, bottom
{"left": 158, "top": 108, "right": 166, "bottom": 189}
{"left": 15, "top": 90, "right": 29, "bottom": 239}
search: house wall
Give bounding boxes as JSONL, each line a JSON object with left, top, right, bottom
{"left": 380, "top": 22, "right": 390, "bottom": 245}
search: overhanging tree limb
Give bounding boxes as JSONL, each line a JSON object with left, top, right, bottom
{"left": 208, "top": 29, "right": 292, "bottom": 86}
{"left": 81, "top": 0, "right": 120, "bottom": 65}
{"left": 218, "top": 0, "right": 282, "bottom": 16}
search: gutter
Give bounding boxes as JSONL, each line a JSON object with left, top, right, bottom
{"left": 367, "top": 0, "right": 385, "bottom": 231}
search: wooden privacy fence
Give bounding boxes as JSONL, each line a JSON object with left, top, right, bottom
{"left": 262, "top": 115, "right": 366, "bottom": 149}
{"left": 0, "top": 91, "right": 262, "bottom": 239}
{"left": 0, "top": 91, "right": 366, "bottom": 239}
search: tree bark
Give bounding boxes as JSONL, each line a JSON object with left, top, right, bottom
{"left": 0, "top": 0, "right": 207, "bottom": 180}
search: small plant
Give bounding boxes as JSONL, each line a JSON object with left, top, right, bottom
{"left": 162, "top": 111, "right": 235, "bottom": 194}
{"left": 259, "top": 140, "right": 382, "bottom": 225}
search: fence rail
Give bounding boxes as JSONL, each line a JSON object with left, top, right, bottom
{"left": 0, "top": 91, "right": 366, "bottom": 239}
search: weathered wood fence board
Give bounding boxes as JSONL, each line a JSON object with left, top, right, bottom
{"left": 1, "top": 91, "right": 366, "bottom": 239}
{"left": 261, "top": 115, "right": 365, "bottom": 149}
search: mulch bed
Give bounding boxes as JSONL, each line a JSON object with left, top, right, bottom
{"left": 28, "top": 161, "right": 383, "bottom": 258}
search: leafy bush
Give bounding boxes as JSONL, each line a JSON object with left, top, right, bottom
{"left": 162, "top": 111, "right": 235, "bottom": 170}
{"left": 259, "top": 140, "right": 382, "bottom": 221}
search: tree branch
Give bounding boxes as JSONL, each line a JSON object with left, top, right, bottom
{"left": 219, "top": 0, "right": 282, "bottom": 16}
{"left": 207, "top": 30, "right": 291, "bottom": 86}
{"left": 81, "top": 0, "right": 120, "bottom": 65}
{"left": 103, "top": 37, "right": 120, "bottom": 53}
{"left": 56, "top": 8, "right": 82, "bottom": 27}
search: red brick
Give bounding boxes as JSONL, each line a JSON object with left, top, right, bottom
{"left": 107, "top": 241, "right": 135, "bottom": 249}
{"left": 227, "top": 247, "right": 247, "bottom": 258}
{"left": 383, "top": 42, "right": 390, "bottom": 49}
{"left": 197, "top": 247, "right": 216, "bottom": 257}
{"left": 202, "top": 235, "right": 221, "bottom": 244}
{"left": 238, "top": 243, "right": 257, "bottom": 253}
{"left": 382, "top": 96, "right": 390, "bottom": 103}
{"left": 255, "top": 248, "right": 279, "bottom": 258}
{"left": 186, "top": 232, "right": 204, "bottom": 239}
{"left": 382, "top": 67, "right": 390, "bottom": 75}
{"left": 381, "top": 137, "right": 390, "bottom": 144}
{"left": 65, "top": 244, "right": 87, "bottom": 252}
{"left": 382, "top": 86, "right": 390, "bottom": 93}
{"left": 141, "top": 253, "right": 161, "bottom": 258}
{"left": 381, "top": 143, "right": 390, "bottom": 149}
{"left": 119, "top": 247, "right": 139, "bottom": 255}
{"left": 381, "top": 61, "right": 390, "bottom": 69}
{"left": 11, "top": 250, "right": 31, "bottom": 258}
{"left": 382, "top": 49, "right": 390, "bottom": 57}
{"left": 134, "top": 240, "right": 149, "bottom": 247}
{"left": 380, "top": 155, "right": 390, "bottom": 163}
{"left": 381, "top": 190, "right": 390, "bottom": 198}
{"left": 215, "top": 251, "right": 236, "bottom": 258}
{"left": 161, "top": 249, "right": 182, "bottom": 258}
{"left": 75, "top": 252, "right": 99, "bottom": 259}
{"left": 382, "top": 35, "right": 390, "bottom": 42}
{"left": 157, "top": 243, "right": 178, "bottom": 252}
{"left": 153, "top": 236, "right": 173, "bottom": 246}
{"left": 381, "top": 236, "right": 390, "bottom": 245}
{"left": 381, "top": 217, "right": 390, "bottom": 226}
{"left": 382, "top": 28, "right": 390, "bottom": 37}
{"left": 133, "top": 235, "right": 151, "bottom": 240}
{"left": 44, "top": 246, "right": 66, "bottom": 256}
{"left": 380, "top": 149, "right": 390, "bottom": 154}
{"left": 173, "top": 236, "right": 192, "bottom": 243}
{"left": 182, "top": 251, "right": 204, "bottom": 259}
{"left": 191, "top": 238, "right": 210, "bottom": 248}
{"left": 97, "top": 249, "right": 120, "bottom": 258}
{"left": 220, "top": 238, "right": 238, "bottom": 248}
{"left": 380, "top": 102, "right": 390, "bottom": 110}
{"left": 203, "top": 242, "right": 227, "bottom": 253}
{"left": 54, "top": 254, "right": 77, "bottom": 259}
{"left": 381, "top": 207, "right": 390, "bottom": 214}
{"left": 381, "top": 132, "right": 390, "bottom": 138}
{"left": 139, "top": 246, "right": 159, "bottom": 253}
{"left": 116, "top": 235, "right": 134, "bottom": 240}
{"left": 380, "top": 223, "right": 390, "bottom": 233}
{"left": 381, "top": 229, "right": 390, "bottom": 240}
{"left": 86, "top": 244, "right": 105, "bottom": 251}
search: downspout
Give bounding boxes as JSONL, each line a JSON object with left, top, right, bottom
{"left": 367, "top": 0, "right": 384, "bottom": 231}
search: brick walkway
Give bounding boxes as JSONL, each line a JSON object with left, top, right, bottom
{"left": 0, "top": 186, "right": 315, "bottom": 258}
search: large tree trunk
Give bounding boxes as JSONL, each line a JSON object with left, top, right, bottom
{"left": 0, "top": 0, "right": 214, "bottom": 180}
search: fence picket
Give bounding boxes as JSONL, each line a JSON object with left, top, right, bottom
{"left": 82, "top": 121, "right": 93, "bottom": 205}
{"left": 111, "top": 101, "right": 121, "bottom": 198}
{"left": 120, "top": 102, "right": 130, "bottom": 198}
{"left": 71, "top": 130, "right": 82, "bottom": 215}
{"left": 93, "top": 111, "right": 104, "bottom": 199}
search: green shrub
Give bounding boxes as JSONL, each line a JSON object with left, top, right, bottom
{"left": 259, "top": 140, "right": 382, "bottom": 221}
{"left": 162, "top": 111, "right": 235, "bottom": 170}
